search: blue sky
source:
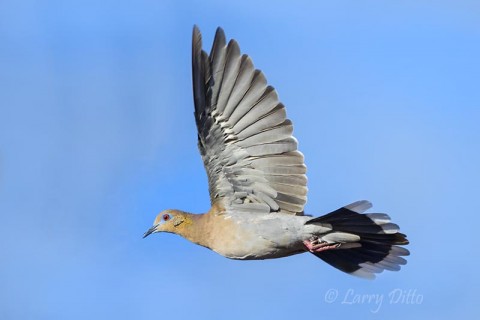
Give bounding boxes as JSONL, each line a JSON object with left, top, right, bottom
{"left": 1, "top": 0, "right": 479, "bottom": 319}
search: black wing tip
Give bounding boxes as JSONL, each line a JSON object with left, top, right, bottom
{"left": 193, "top": 24, "right": 200, "bottom": 35}
{"left": 193, "top": 25, "right": 225, "bottom": 39}
{"left": 194, "top": 25, "right": 229, "bottom": 54}
{"left": 214, "top": 26, "right": 226, "bottom": 42}
{"left": 192, "top": 25, "right": 204, "bottom": 55}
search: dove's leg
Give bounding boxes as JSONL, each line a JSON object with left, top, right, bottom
{"left": 303, "top": 236, "right": 341, "bottom": 253}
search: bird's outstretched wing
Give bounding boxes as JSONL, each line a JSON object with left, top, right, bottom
{"left": 192, "top": 26, "right": 307, "bottom": 215}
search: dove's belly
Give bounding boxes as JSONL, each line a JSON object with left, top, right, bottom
{"left": 205, "top": 213, "right": 311, "bottom": 260}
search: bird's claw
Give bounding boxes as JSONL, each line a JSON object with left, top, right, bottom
{"left": 304, "top": 236, "right": 341, "bottom": 253}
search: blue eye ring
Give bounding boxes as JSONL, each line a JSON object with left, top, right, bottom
{"left": 163, "top": 214, "right": 170, "bottom": 221}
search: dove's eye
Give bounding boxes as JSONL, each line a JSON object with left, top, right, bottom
{"left": 163, "top": 214, "right": 171, "bottom": 221}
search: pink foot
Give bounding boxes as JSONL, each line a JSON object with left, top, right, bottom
{"left": 303, "top": 237, "right": 341, "bottom": 253}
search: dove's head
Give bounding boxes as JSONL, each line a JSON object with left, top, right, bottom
{"left": 143, "top": 209, "right": 191, "bottom": 238}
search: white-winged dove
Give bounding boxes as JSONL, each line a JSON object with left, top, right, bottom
{"left": 144, "top": 26, "right": 409, "bottom": 279}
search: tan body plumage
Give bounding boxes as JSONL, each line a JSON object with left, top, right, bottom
{"left": 154, "top": 206, "right": 322, "bottom": 260}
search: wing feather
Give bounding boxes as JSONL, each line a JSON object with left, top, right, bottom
{"left": 192, "top": 26, "right": 308, "bottom": 215}
{"left": 232, "top": 87, "right": 279, "bottom": 134}
{"left": 228, "top": 71, "right": 268, "bottom": 126}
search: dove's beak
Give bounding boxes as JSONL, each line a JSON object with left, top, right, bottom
{"left": 143, "top": 224, "right": 158, "bottom": 238}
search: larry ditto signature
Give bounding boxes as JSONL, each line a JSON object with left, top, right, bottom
{"left": 324, "top": 288, "right": 424, "bottom": 313}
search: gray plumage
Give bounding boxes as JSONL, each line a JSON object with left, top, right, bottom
{"left": 192, "top": 25, "right": 307, "bottom": 215}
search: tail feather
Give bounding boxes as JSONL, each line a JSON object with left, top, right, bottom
{"left": 307, "top": 201, "right": 409, "bottom": 279}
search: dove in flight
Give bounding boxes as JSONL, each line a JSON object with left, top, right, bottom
{"left": 143, "top": 26, "right": 409, "bottom": 279}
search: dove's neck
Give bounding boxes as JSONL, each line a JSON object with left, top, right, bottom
{"left": 172, "top": 203, "right": 226, "bottom": 249}
{"left": 173, "top": 211, "right": 211, "bottom": 248}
